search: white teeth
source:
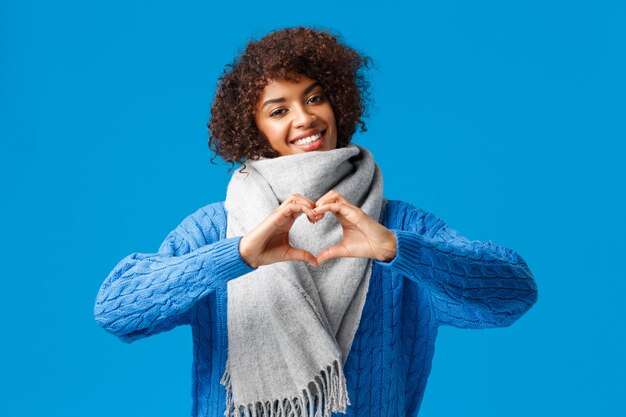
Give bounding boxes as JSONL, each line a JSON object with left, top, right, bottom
{"left": 293, "top": 132, "right": 322, "bottom": 145}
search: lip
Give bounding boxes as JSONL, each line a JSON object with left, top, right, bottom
{"left": 290, "top": 129, "right": 326, "bottom": 143}
{"left": 291, "top": 130, "right": 326, "bottom": 151}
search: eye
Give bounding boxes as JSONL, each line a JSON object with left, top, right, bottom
{"left": 269, "top": 108, "right": 288, "bottom": 118}
{"left": 307, "top": 94, "right": 325, "bottom": 105}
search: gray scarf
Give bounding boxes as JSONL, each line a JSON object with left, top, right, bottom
{"left": 221, "top": 143, "right": 384, "bottom": 417}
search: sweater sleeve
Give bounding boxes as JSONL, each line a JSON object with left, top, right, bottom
{"left": 376, "top": 203, "right": 538, "bottom": 329}
{"left": 94, "top": 203, "right": 257, "bottom": 343}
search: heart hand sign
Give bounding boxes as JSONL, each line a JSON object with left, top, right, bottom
{"left": 238, "top": 190, "right": 397, "bottom": 268}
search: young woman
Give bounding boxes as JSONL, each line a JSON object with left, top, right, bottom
{"left": 95, "top": 27, "right": 538, "bottom": 417}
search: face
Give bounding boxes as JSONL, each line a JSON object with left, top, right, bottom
{"left": 255, "top": 74, "right": 338, "bottom": 156}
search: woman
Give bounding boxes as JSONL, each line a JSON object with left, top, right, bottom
{"left": 94, "top": 27, "right": 538, "bottom": 417}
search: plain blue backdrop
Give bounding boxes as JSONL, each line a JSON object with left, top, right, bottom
{"left": 1, "top": 0, "right": 624, "bottom": 416}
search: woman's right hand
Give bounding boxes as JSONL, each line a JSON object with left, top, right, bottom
{"left": 238, "top": 193, "right": 324, "bottom": 268}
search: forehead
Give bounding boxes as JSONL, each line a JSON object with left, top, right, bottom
{"left": 259, "top": 74, "right": 318, "bottom": 99}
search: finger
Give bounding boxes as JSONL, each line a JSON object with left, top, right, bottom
{"left": 280, "top": 195, "right": 321, "bottom": 222}
{"left": 282, "top": 193, "right": 317, "bottom": 210}
{"left": 315, "top": 190, "right": 353, "bottom": 209}
{"left": 313, "top": 202, "right": 362, "bottom": 226}
{"left": 294, "top": 193, "right": 317, "bottom": 209}
{"left": 280, "top": 201, "right": 319, "bottom": 223}
{"left": 286, "top": 246, "right": 319, "bottom": 267}
{"left": 316, "top": 244, "right": 351, "bottom": 265}
{"left": 314, "top": 189, "right": 340, "bottom": 209}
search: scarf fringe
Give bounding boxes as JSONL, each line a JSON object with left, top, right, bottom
{"left": 220, "top": 359, "right": 351, "bottom": 417}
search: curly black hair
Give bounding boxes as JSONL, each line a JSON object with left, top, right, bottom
{"left": 207, "top": 26, "right": 372, "bottom": 173}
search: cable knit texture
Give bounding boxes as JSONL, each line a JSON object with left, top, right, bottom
{"left": 94, "top": 199, "right": 538, "bottom": 417}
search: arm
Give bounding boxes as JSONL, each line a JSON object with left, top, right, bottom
{"left": 377, "top": 204, "right": 538, "bottom": 329}
{"left": 94, "top": 203, "right": 257, "bottom": 343}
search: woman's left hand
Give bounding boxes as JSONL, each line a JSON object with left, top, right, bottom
{"left": 313, "top": 190, "right": 397, "bottom": 265}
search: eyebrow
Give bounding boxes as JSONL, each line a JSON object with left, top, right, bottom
{"left": 261, "top": 82, "right": 321, "bottom": 109}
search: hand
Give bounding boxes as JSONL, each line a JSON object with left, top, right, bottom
{"left": 239, "top": 193, "right": 323, "bottom": 268}
{"left": 313, "top": 190, "right": 397, "bottom": 265}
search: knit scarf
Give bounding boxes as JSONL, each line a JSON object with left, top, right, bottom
{"left": 221, "top": 143, "right": 384, "bottom": 417}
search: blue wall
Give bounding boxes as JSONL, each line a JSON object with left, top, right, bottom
{"left": 1, "top": 0, "right": 624, "bottom": 415}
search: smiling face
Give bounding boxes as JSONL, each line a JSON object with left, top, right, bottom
{"left": 254, "top": 74, "right": 338, "bottom": 156}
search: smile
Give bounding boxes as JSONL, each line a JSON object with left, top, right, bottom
{"left": 291, "top": 130, "right": 326, "bottom": 151}
{"left": 292, "top": 132, "right": 322, "bottom": 145}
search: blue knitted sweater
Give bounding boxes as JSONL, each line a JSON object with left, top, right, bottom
{"left": 94, "top": 199, "right": 538, "bottom": 417}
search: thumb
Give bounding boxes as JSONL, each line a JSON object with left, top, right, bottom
{"left": 285, "top": 246, "right": 319, "bottom": 267}
{"left": 316, "top": 244, "right": 349, "bottom": 266}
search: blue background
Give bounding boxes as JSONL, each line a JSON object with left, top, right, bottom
{"left": 1, "top": 0, "right": 624, "bottom": 415}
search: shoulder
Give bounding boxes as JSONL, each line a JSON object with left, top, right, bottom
{"left": 162, "top": 202, "right": 227, "bottom": 253}
{"left": 383, "top": 199, "right": 446, "bottom": 238}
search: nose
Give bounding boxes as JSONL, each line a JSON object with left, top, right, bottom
{"left": 292, "top": 105, "right": 315, "bottom": 128}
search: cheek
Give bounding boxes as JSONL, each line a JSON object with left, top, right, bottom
{"left": 271, "top": 121, "right": 289, "bottom": 136}
{"left": 259, "top": 120, "right": 288, "bottom": 141}
{"left": 324, "top": 106, "right": 337, "bottom": 128}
